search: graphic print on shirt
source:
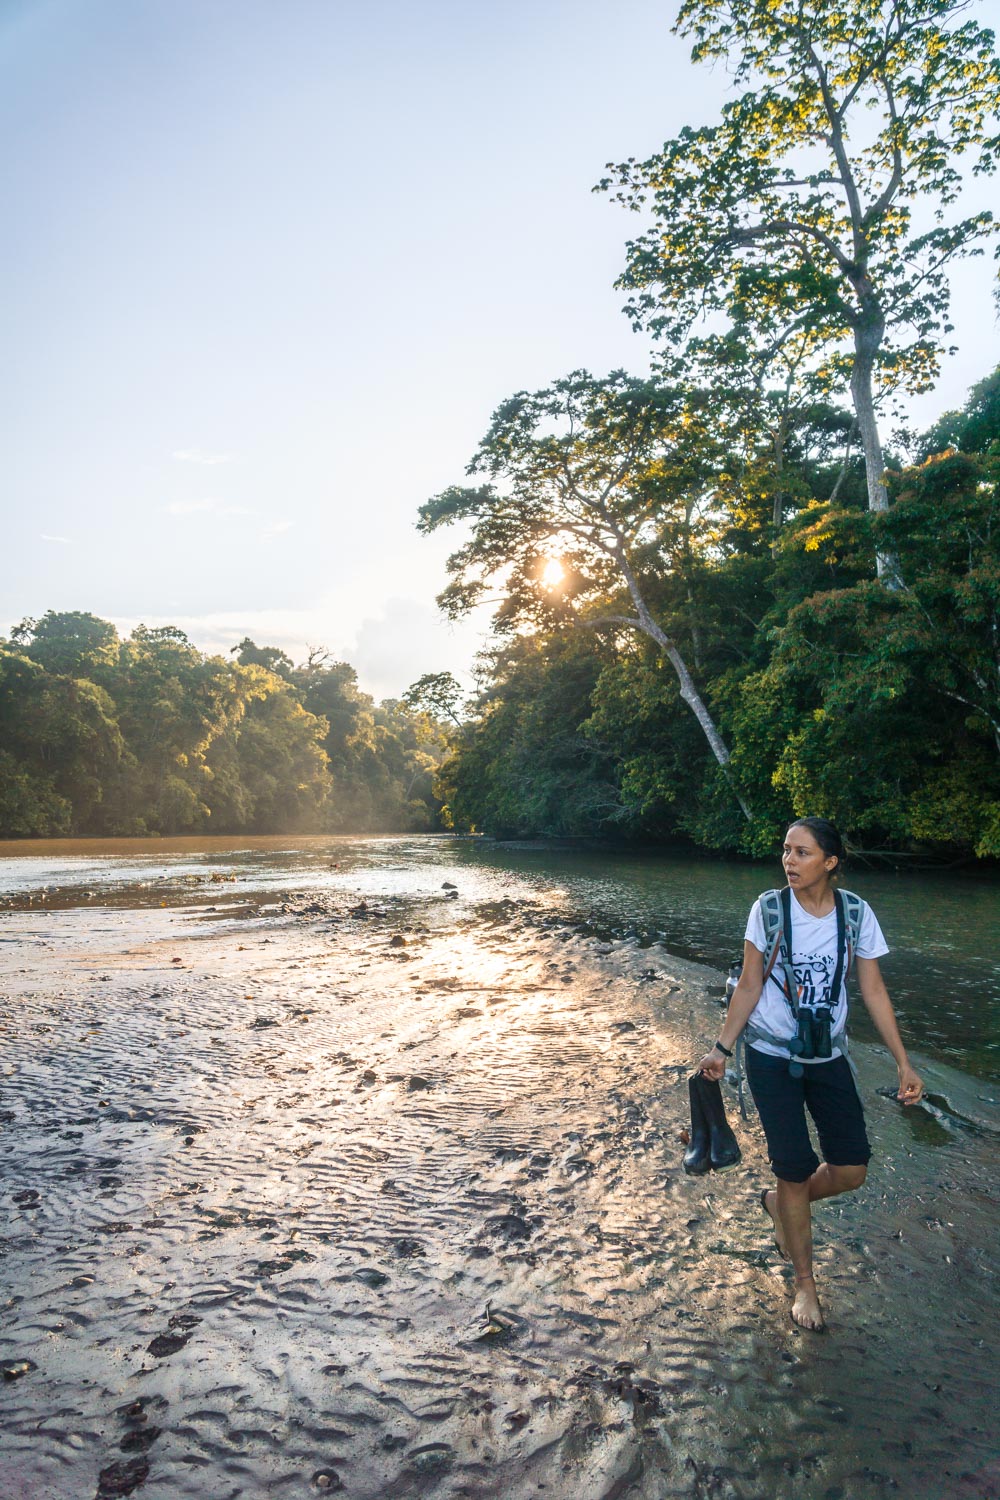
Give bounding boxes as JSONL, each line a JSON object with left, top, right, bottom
{"left": 790, "top": 951, "right": 836, "bottom": 1009}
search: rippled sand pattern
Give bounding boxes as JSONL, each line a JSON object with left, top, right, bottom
{"left": 1, "top": 891, "right": 998, "bottom": 1500}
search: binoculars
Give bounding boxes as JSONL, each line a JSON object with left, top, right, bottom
{"left": 787, "top": 1005, "right": 833, "bottom": 1077}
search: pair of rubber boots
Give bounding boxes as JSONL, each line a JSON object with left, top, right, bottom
{"left": 683, "top": 1071, "right": 741, "bottom": 1174}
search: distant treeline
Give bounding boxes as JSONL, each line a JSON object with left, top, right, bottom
{"left": 418, "top": 370, "right": 1000, "bottom": 861}
{"left": 0, "top": 624, "right": 449, "bottom": 837}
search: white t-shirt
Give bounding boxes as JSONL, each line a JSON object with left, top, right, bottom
{"left": 744, "top": 889, "right": 888, "bottom": 1062}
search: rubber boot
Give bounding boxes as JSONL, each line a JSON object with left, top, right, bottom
{"left": 695, "top": 1072, "right": 742, "bottom": 1170}
{"left": 683, "top": 1073, "right": 711, "bottom": 1174}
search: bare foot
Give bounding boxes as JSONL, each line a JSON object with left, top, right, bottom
{"left": 790, "top": 1275, "right": 825, "bottom": 1333}
{"left": 760, "top": 1188, "right": 789, "bottom": 1260}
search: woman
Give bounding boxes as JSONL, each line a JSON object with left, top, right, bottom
{"left": 698, "top": 817, "right": 923, "bottom": 1332}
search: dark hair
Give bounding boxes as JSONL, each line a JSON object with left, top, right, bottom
{"left": 786, "top": 816, "right": 846, "bottom": 873}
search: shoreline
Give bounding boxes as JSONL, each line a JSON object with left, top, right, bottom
{"left": 2, "top": 828, "right": 997, "bottom": 882}
{"left": 1, "top": 887, "right": 998, "bottom": 1499}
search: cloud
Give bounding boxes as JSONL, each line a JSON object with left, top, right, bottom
{"left": 348, "top": 597, "right": 486, "bottom": 701}
{"left": 164, "top": 498, "right": 255, "bottom": 517}
{"left": 107, "top": 605, "right": 347, "bottom": 665}
{"left": 165, "top": 498, "right": 216, "bottom": 516}
{"left": 260, "top": 519, "right": 295, "bottom": 540}
{"left": 104, "top": 596, "right": 486, "bottom": 701}
{"left": 172, "top": 448, "right": 235, "bottom": 465}
{"left": 40, "top": 533, "right": 72, "bottom": 544}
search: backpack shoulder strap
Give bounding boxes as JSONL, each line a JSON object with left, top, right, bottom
{"left": 757, "top": 889, "right": 784, "bottom": 980}
{"left": 838, "top": 888, "right": 865, "bottom": 974}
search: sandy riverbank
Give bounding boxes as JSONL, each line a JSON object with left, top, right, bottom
{"left": 1, "top": 886, "right": 997, "bottom": 1500}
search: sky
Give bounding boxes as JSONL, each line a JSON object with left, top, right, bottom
{"left": 3, "top": 0, "right": 997, "bottom": 701}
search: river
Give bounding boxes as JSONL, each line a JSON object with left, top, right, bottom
{"left": 2, "top": 833, "right": 997, "bottom": 1083}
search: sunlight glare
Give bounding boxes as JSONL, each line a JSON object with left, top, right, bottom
{"left": 540, "top": 558, "right": 565, "bottom": 589}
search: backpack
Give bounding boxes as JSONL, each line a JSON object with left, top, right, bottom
{"left": 757, "top": 886, "right": 865, "bottom": 1000}
{"left": 729, "top": 886, "right": 866, "bottom": 1117}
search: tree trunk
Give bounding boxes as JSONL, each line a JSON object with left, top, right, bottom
{"left": 616, "top": 550, "right": 752, "bottom": 820}
{"left": 828, "top": 421, "right": 856, "bottom": 505}
{"left": 851, "top": 308, "right": 903, "bottom": 586}
{"left": 686, "top": 584, "right": 704, "bottom": 672}
{"left": 771, "top": 410, "right": 789, "bottom": 555}
{"left": 850, "top": 328, "right": 888, "bottom": 514}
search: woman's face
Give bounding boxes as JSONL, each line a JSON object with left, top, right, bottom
{"left": 782, "top": 824, "right": 838, "bottom": 890}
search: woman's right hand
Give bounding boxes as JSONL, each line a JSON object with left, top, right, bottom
{"left": 697, "top": 1048, "right": 726, "bottom": 1080}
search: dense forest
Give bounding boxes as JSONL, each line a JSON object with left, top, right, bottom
{"left": 0, "top": 620, "right": 449, "bottom": 837}
{"left": 414, "top": 0, "right": 1000, "bottom": 860}
{"left": 418, "top": 368, "right": 1000, "bottom": 857}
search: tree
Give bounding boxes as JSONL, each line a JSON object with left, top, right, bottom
{"left": 111, "top": 626, "right": 252, "bottom": 833}
{"left": 918, "top": 362, "right": 1000, "bottom": 457}
{"left": 665, "top": 331, "right": 862, "bottom": 548}
{"left": 437, "top": 634, "right": 622, "bottom": 838}
{"left": 599, "top": 0, "right": 1000, "bottom": 551}
{"left": 720, "top": 425, "right": 1000, "bottom": 854}
{"left": 0, "top": 643, "right": 124, "bottom": 834}
{"left": 403, "top": 672, "right": 466, "bottom": 727}
{"left": 212, "top": 678, "right": 331, "bottom": 832}
{"left": 370, "top": 698, "right": 452, "bottom": 829}
{"left": 881, "top": 447, "right": 1000, "bottom": 757}
{"left": 418, "top": 369, "right": 753, "bottom": 818}
{"left": 230, "top": 637, "right": 294, "bottom": 678}
{"left": 16, "top": 610, "right": 120, "bottom": 680}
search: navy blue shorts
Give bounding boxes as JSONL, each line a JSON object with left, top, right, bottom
{"left": 745, "top": 1046, "right": 871, "bottom": 1183}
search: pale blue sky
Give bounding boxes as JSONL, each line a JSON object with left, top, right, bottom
{"left": 3, "top": 0, "right": 996, "bottom": 698}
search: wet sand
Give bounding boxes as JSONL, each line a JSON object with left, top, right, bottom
{"left": 1, "top": 885, "right": 998, "bottom": 1500}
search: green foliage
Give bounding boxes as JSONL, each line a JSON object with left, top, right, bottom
{"left": 438, "top": 635, "right": 619, "bottom": 838}
{"left": 0, "top": 618, "right": 451, "bottom": 837}
{"left": 212, "top": 682, "right": 330, "bottom": 833}
{"left": 0, "top": 748, "right": 72, "bottom": 837}
{"left": 403, "top": 672, "right": 466, "bottom": 726}
{"left": 16, "top": 610, "right": 120, "bottom": 680}
{"left": 438, "top": 366, "right": 1000, "bottom": 860}
{"left": 598, "top": 0, "right": 1000, "bottom": 514}
{"left": 0, "top": 644, "right": 124, "bottom": 831}
{"left": 918, "top": 365, "right": 1000, "bottom": 458}
{"left": 230, "top": 636, "right": 295, "bottom": 679}
{"left": 422, "top": 0, "right": 1000, "bottom": 860}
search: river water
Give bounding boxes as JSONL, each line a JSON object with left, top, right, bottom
{"left": 2, "top": 833, "right": 997, "bottom": 1083}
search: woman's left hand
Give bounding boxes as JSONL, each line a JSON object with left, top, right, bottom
{"left": 897, "top": 1064, "right": 923, "bottom": 1105}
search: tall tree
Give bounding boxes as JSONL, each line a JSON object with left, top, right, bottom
{"left": 418, "top": 370, "right": 752, "bottom": 817}
{"left": 230, "top": 637, "right": 294, "bottom": 679}
{"left": 403, "top": 672, "right": 466, "bottom": 728}
{"left": 15, "top": 610, "right": 120, "bottom": 681}
{"left": 599, "top": 0, "right": 1000, "bottom": 555}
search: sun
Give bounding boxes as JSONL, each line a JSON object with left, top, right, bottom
{"left": 540, "top": 558, "right": 565, "bottom": 589}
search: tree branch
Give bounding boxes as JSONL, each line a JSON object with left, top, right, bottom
{"left": 717, "top": 219, "right": 857, "bottom": 280}
{"left": 804, "top": 41, "right": 867, "bottom": 262}
{"left": 863, "top": 78, "right": 904, "bottom": 229}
